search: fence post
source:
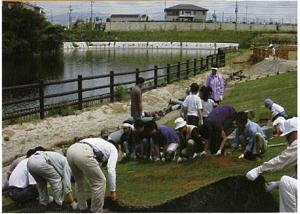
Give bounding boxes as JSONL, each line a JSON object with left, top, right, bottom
{"left": 78, "top": 75, "right": 83, "bottom": 110}
{"left": 167, "top": 64, "right": 170, "bottom": 84}
{"left": 193, "top": 59, "right": 197, "bottom": 75}
{"left": 154, "top": 65, "right": 158, "bottom": 88}
{"left": 222, "top": 52, "right": 226, "bottom": 66}
{"left": 186, "top": 60, "right": 189, "bottom": 78}
{"left": 136, "top": 68, "right": 139, "bottom": 83}
{"left": 200, "top": 58, "right": 203, "bottom": 71}
{"left": 177, "top": 62, "right": 181, "bottom": 80}
{"left": 110, "top": 71, "right": 114, "bottom": 102}
{"left": 211, "top": 55, "right": 214, "bottom": 66}
{"left": 215, "top": 54, "right": 219, "bottom": 67}
{"left": 39, "top": 80, "right": 45, "bottom": 119}
{"left": 206, "top": 56, "right": 209, "bottom": 70}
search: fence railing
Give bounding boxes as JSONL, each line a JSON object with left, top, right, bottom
{"left": 3, "top": 52, "right": 225, "bottom": 120}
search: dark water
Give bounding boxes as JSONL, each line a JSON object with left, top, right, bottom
{"left": 3, "top": 48, "right": 213, "bottom": 113}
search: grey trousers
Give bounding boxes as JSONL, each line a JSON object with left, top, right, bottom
{"left": 27, "top": 155, "right": 64, "bottom": 206}
{"left": 67, "top": 143, "right": 106, "bottom": 212}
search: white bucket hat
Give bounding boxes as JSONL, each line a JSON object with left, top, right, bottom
{"left": 280, "top": 117, "right": 297, "bottom": 136}
{"left": 175, "top": 117, "right": 187, "bottom": 130}
{"left": 211, "top": 67, "right": 218, "bottom": 71}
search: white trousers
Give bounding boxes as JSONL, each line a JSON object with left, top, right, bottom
{"left": 279, "top": 175, "right": 297, "bottom": 212}
{"left": 67, "top": 143, "right": 106, "bottom": 212}
{"left": 27, "top": 155, "right": 64, "bottom": 206}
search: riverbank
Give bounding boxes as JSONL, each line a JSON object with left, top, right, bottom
{"left": 2, "top": 54, "right": 297, "bottom": 181}
{"left": 63, "top": 30, "right": 297, "bottom": 48}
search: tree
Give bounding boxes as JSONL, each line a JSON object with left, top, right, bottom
{"left": 3, "top": 4, "right": 63, "bottom": 58}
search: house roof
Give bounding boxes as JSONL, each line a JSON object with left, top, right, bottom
{"left": 110, "top": 14, "right": 144, "bottom": 18}
{"left": 164, "top": 4, "right": 208, "bottom": 11}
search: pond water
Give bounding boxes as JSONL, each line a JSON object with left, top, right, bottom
{"left": 3, "top": 48, "right": 214, "bottom": 113}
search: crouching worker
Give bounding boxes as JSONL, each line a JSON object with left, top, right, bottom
{"left": 145, "top": 121, "right": 180, "bottom": 162}
{"left": 67, "top": 137, "right": 118, "bottom": 212}
{"left": 234, "top": 112, "right": 268, "bottom": 160}
{"left": 204, "top": 104, "right": 237, "bottom": 155}
{"left": 246, "top": 117, "right": 297, "bottom": 212}
{"left": 174, "top": 117, "right": 206, "bottom": 163}
{"left": 8, "top": 149, "right": 39, "bottom": 203}
{"left": 27, "top": 151, "right": 77, "bottom": 209}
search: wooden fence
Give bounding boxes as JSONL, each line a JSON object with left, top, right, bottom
{"left": 253, "top": 45, "right": 297, "bottom": 61}
{"left": 3, "top": 52, "right": 225, "bottom": 120}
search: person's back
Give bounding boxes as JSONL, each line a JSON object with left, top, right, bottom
{"left": 9, "top": 158, "right": 35, "bottom": 189}
{"left": 207, "top": 104, "right": 236, "bottom": 131}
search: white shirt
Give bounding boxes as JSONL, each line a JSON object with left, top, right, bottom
{"left": 201, "top": 98, "right": 215, "bottom": 117}
{"left": 80, "top": 138, "right": 118, "bottom": 192}
{"left": 183, "top": 94, "right": 202, "bottom": 117}
{"left": 261, "top": 140, "right": 297, "bottom": 174}
{"left": 8, "top": 158, "right": 36, "bottom": 188}
{"left": 271, "top": 103, "right": 285, "bottom": 117}
{"left": 273, "top": 116, "right": 286, "bottom": 133}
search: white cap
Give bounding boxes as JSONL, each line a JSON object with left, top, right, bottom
{"left": 175, "top": 117, "right": 187, "bottom": 130}
{"left": 273, "top": 116, "right": 286, "bottom": 132}
{"left": 269, "top": 44, "right": 273, "bottom": 47}
{"left": 122, "top": 123, "right": 134, "bottom": 130}
{"left": 211, "top": 67, "right": 218, "bottom": 71}
{"left": 280, "top": 117, "right": 297, "bottom": 136}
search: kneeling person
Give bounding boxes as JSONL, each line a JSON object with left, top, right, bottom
{"left": 234, "top": 112, "right": 268, "bottom": 160}
{"left": 174, "top": 117, "right": 206, "bottom": 162}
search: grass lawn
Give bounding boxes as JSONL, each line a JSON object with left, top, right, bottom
{"left": 2, "top": 71, "right": 297, "bottom": 212}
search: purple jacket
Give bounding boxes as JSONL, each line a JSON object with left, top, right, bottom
{"left": 206, "top": 73, "right": 224, "bottom": 101}
{"left": 158, "top": 125, "right": 180, "bottom": 145}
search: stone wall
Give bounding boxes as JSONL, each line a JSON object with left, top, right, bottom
{"left": 105, "top": 21, "right": 296, "bottom": 32}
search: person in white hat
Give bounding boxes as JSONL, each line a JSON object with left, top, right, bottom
{"left": 269, "top": 44, "right": 276, "bottom": 59}
{"left": 119, "top": 121, "right": 135, "bottom": 158}
{"left": 246, "top": 117, "right": 297, "bottom": 212}
{"left": 174, "top": 117, "right": 207, "bottom": 163}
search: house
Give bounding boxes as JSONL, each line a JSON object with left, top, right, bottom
{"left": 108, "top": 14, "right": 148, "bottom": 22}
{"left": 164, "top": 4, "right": 208, "bottom": 21}
{"left": 3, "top": 1, "right": 45, "bottom": 15}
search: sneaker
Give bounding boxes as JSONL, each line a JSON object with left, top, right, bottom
{"left": 161, "top": 157, "right": 166, "bottom": 162}
{"left": 199, "top": 151, "right": 207, "bottom": 157}
{"left": 40, "top": 196, "right": 54, "bottom": 206}
{"left": 155, "top": 157, "right": 160, "bottom": 162}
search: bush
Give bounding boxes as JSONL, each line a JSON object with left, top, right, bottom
{"left": 115, "top": 85, "right": 128, "bottom": 101}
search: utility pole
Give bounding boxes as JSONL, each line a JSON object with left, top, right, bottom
{"left": 235, "top": 0, "right": 238, "bottom": 31}
{"left": 245, "top": 0, "right": 248, "bottom": 24}
{"left": 68, "top": 3, "right": 72, "bottom": 29}
{"left": 50, "top": 10, "right": 53, "bottom": 23}
{"left": 90, "top": 0, "right": 94, "bottom": 31}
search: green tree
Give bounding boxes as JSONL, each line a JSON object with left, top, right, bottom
{"left": 3, "top": 4, "right": 63, "bottom": 58}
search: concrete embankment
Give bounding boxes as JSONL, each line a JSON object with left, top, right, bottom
{"left": 63, "top": 41, "right": 239, "bottom": 50}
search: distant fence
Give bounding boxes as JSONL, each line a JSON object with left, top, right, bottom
{"left": 3, "top": 52, "right": 226, "bottom": 120}
{"left": 253, "top": 45, "right": 297, "bottom": 61}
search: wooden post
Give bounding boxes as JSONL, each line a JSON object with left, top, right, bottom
{"left": 39, "top": 80, "right": 45, "bottom": 119}
{"left": 110, "top": 71, "right": 114, "bottom": 102}
{"left": 193, "top": 58, "right": 197, "bottom": 75}
{"left": 177, "top": 62, "right": 181, "bottom": 80}
{"left": 216, "top": 54, "right": 219, "bottom": 67}
{"left": 78, "top": 75, "right": 83, "bottom": 110}
{"left": 167, "top": 64, "right": 170, "bottom": 84}
{"left": 211, "top": 55, "right": 214, "bottom": 66}
{"left": 136, "top": 68, "right": 139, "bottom": 83}
{"left": 154, "top": 65, "right": 158, "bottom": 88}
{"left": 186, "top": 60, "right": 189, "bottom": 78}
{"left": 206, "top": 56, "right": 209, "bottom": 70}
{"left": 200, "top": 58, "right": 203, "bottom": 71}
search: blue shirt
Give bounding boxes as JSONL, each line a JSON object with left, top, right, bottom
{"left": 234, "top": 120, "right": 266, "bottom": 152}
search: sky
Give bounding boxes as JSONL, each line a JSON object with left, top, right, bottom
{"left": 26, "top": 1, "right": 298, "bottom": 25}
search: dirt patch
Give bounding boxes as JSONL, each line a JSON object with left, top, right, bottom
{"left": 211, "top": 156, "right": 240, "bottom": 167}
{"left": 104, "top": 175, "right": 278, "bottom": 212}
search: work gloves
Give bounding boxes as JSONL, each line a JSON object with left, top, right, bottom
{"left": 246, "top": 166, "right": 262, "bottom": 181}
{"left": 216, "top": 149, "right": 222, "bottom": 156}
{"left": 238, "top": 153, "right": 244, "bottom": 159}
{"left": 70, "top": 201, "right": 78, "bottom": 210}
